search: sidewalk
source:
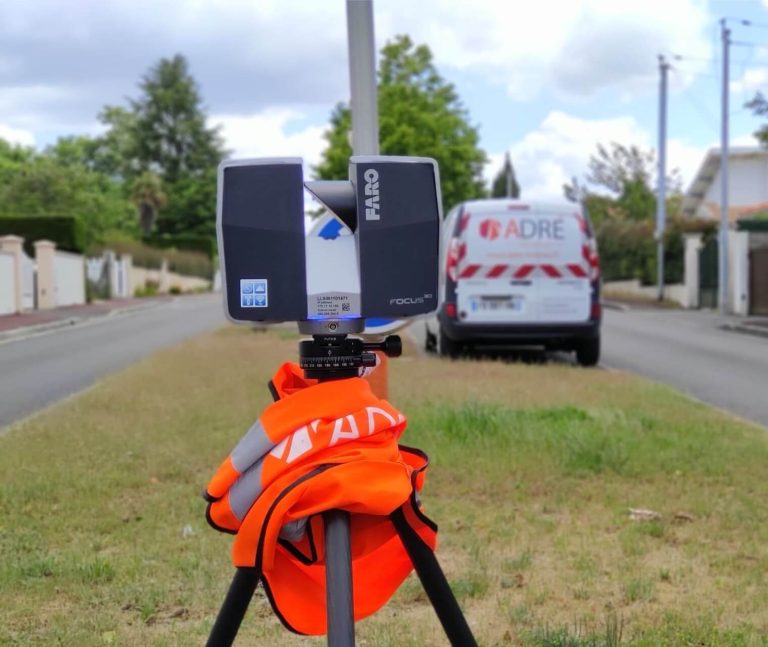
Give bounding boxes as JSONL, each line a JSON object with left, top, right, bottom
{"left": 0, "top": 296, "right": 172, "bottom": 340}
{"left": 603, "top": 297, "right": 768, "bottom": 339}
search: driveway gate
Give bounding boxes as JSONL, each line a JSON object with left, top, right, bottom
{"left": 750, "top": 247, "right": 768, "bottom": 316}
{"left": 699, "top": 238, "right": 719, "bottom": 309}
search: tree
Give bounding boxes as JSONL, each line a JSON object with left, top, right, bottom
{"left": 0, "top": 147, "right": 135, "bottom": 245}
{"left": 746, "top": 92, "right": 768, "bottom": 146}
{"left": 130, "top": 171, "right": 167, "bottom": 236}
{"left": 563, "top": 142, "right": 682, "bottom": 224}
{"left": 98, "top": 54, "right": 227, "bottom": 236}
{"left": 490, "top": 152, "right": 520, "bottom": 198}
{"left": 315, "top": 35, "right": 487, "bottom": 211}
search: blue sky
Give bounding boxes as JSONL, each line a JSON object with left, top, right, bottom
{"left": 2, "top": 0, "right": 768, "bottom": 202}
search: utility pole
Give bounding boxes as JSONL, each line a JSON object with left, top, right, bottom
{"left": 719, "top": 18, "right": 730, "bottom": 314}
{"left": 346, "top": 0, "right": 379, "bottom": 156}
{"left": 656, "top": 55, "right": 669, "bottom": 302}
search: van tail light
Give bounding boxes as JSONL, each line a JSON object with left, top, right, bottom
{"left": 445, "top": 302, "right": 457, "bottom": 319}
{"left": 583, "top": 238, "right": 600, "bottom": 281}
{"left": 445, "top": 237, "right": 464, "bottom": 282}
{"left": 591, "top": 301, "right": 602, "bottom": 320}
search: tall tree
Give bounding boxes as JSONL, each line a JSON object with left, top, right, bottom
{"left": 490, "top": 152, "right": 520, "bottom": 198}
{"left": 99, "top": 54, "right": 227, "bottom": 236}
{"left": 315, "top": 35, "right": 487, "bottom": 211}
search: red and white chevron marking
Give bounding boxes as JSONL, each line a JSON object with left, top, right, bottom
{"left": 448, "top": 237, "right": 600, "bottom": 282}
{"left": 457, "top": 263, "right": 590, "bottom": 280}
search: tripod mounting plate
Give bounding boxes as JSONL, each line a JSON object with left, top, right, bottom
{"left": 299, "top": 333, "right": 402, "bottom": 381}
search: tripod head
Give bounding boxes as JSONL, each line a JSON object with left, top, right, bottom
{"left": 298, "top": 318, "right": 401, "bottom": 381}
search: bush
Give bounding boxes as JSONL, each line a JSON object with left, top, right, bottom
{"left": 143, "top": 234, "right": 216, "bottom": 259}
{"left": 596, "top": 217, "right": 716, "bottom": 285}
{"left": 134, "top": 280, "right": 159, "bottom": 298}
{"left": 89, "top": 238, "right": 213, "bottom": 279}
{"left": 0, "top": 216, "right": 86, "bottom": 255}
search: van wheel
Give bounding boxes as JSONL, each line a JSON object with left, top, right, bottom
{"left": 425, "top": 328, "right": 437, "bottom": 353}
{"left": 439, "top": 330, "right": 461, "bottom": 358}
{"left": 575, "top": 336, "right": 600, "bottom": 367}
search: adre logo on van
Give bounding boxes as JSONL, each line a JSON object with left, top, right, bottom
{"left": 364, "top": 168, "right": 380, "bottom": 221}
{"left": 478, "top": 216, "right": 565, "bottom": 241}
{"left": 479, "top": 218, "right": 501, "bottom": 240}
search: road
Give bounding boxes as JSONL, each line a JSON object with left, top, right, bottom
{"left": 408, "top": 309, "right": 768, "bottom": 428}
{"left": 602, "top": 308, "right": 768, "bottom": 428}
{"left": 0, "top": 294, "right": 226, "bottom": 428}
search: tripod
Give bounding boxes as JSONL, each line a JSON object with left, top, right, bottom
{"left": 206, "top": 323, "right": 477, "bottom": 647}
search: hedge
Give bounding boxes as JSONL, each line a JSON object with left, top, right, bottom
{"left": 597, "top": 217, "right": 716, "bottom": 285}
{"left": 737, "top": 217, "right": 768, "bottom": 232}
{"left": 143, "top": 234, "right": 216, "bottom": 259}
{"left": 0, "top": 216, "right": 86, "bottom": 256}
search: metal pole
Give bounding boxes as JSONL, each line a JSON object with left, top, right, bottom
{"left": 324, "top": 509, "right": 355, "bottom": 647}
{"left": 321, "top": 6, "right": 382, "bottom": 645}
{"left": 656, "top": 55, "right": 669, "bottom": 302}
{"left": 720, "top": 19, "right": 730, "bottom": 314}
{"left": 346, "top": 0, "right": 379, "bottom": 156}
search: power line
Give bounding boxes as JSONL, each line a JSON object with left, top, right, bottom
{"left": 670, "top": 67, "right": 719, "bottom": 128}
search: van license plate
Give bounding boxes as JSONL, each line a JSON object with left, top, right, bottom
{"left": 474, "top": 296, "right": 523, "bottom": 312}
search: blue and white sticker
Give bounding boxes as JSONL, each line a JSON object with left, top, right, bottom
{"left": 240, "top": 279, "right": 268, "bottom": 308}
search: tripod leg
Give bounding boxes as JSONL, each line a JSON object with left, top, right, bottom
{"left": 205, "top": 567, "right": 260, "bottom": 647}
{"left": 390, "top": 508, "right": 478, "bottom": 647}
{"left": 324, "top": 509, "right": 355, "bottom": 647}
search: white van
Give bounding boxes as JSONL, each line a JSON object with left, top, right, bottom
{"left": 426, "top": 199, "right": 601, "bottom": 366}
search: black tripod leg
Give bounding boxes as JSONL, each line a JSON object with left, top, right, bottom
{"left": 324, "top": 509, "right": 355, "bottom": 646}
{"left": 390, "top": 508, "right": 478, "bottom": 647}
{"left": 205, "top": 567, "right": 260, "bottom": 647}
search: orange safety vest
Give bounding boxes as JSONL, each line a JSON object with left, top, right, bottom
{"left": 204, "top": 362, "right": 437, "bottom": 636}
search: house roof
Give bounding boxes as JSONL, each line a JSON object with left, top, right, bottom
{"left": 682, "top": 146, "right": 768, "bottom": 217}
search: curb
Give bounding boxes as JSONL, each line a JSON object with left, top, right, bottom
{"left": 0, "top": 300, "right": 169, "bottom": 343}
{"left": 601, "top": 300, "right": 630, "bottom": 312}
{"left": 719, "top": 323, "right": 768, "bottom": 340}
{"left": 0, "top": 317, "right": 81, "bottom": 342}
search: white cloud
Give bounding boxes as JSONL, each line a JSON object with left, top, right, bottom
{"left": 504, "top": 111, "right": 650, "bottom": 200}
{"left": 730, "top": 67, "right": 768, "bottom": 95}
{"left": 0, "top": 123, "right": 34, "bottom": 147}
{"left": 497, "top": 111, "right": 706, "bottom": 201}
{"left": 378, "top": 0, "right": 712, "bottom": 99}
{"left": 211, "top": 108, "right": 327, "bottom": 177}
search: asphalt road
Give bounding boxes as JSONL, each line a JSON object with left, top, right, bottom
{"left": 601, "top": 308, "right": 768, "bottom": 428}
{"left": 0, "top": 294, "right": 226, "bottom": 429}
{"left": 408, "top": 309, "right": 768, "bottom": 428}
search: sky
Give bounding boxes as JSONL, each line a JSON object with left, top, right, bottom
{"left": 3, "top": 0, "right": 768, "bottom": 203}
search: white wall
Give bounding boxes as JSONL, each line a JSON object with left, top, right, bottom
{"left": 704, "top": 156, "right": 768, "bottom": 208}
{"left": 0, "top": 252, "right": 14, "bottom": 315}
{"left": 21, "top": 251, "right": 35, "bottom": 310}
{"left": 53, "top": 251, "right": 85, "bottom": 306}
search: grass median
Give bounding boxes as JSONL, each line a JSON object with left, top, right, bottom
{"left": 1, "top": 326, "right": 767, "bottom": 646}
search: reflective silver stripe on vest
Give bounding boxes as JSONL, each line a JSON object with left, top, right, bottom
{"left": 231, "top": 419, "right": 272, "bottom": 473}
{"left": 229, "top": 459, "right": 265, "bottom": 521}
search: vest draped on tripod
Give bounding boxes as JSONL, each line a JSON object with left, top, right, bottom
{"left": 204, "top": 362, "right": 437, "bottom": 636}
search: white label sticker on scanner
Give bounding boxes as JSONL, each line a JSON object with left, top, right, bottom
{"left": 240, "top": 279, "right": 268, "bottom": 308}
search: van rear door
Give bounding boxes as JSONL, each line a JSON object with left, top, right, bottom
{"left": 455, "top": 207, "right": 591, "bottom": 324}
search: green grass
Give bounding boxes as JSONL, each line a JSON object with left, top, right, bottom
{"left": 2, "top": 327, "right": 768, "bottom": 645}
